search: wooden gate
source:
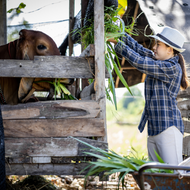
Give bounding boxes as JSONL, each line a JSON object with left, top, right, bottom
{"left": 0, "top": 0, "right": 108, "bottom": 175}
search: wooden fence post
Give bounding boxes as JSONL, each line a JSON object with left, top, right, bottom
{"left": 69, "top": 0, "right": 74, "bottom": 56}
{"left": 94, "top": 0, "right": 107, "bottom": 142}
{"left": 0, "top": 0, "right": 6, "bottom": 45}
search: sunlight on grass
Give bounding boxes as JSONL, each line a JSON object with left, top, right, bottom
{"left": 106, "top": 85, "right": 148, "bottom": 158}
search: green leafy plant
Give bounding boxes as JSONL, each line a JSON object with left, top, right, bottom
{"left": 7, "top": 2, "right": 26, "bottom": 15}
{"left": 70, "top": 137, "right": 174, "bottom": 189}
{"left": 79, "top": 6, "right": 136, "bottom": 110}
{"left": 34, "top": 79, "right": 77, "bottom": 100}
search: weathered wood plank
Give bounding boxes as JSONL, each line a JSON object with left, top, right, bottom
{"left": 5, "top": 138, "right": 78, "bottom": 157}
{"left": 182, "top": 119, "right": 190, "bottom": 133}
{"left": 2, "top": 100, "right": 100, "bottom": 119}
{"left": 51, "top": 156, "right": 96, "bottom": 164}
{"left": 80, "top": 81, "right": 95, "bottom": 100}
{"left": 177, "top": 99, "right": 190, "bottom": 133}
{"left": 4, "top": 118, "right": 104, "bottom": 137}
{"left": 6, "top": 163, "right": 90, "bottom": 175}
{"left": 6, "top": 156, "right": 32, "bottom": 164}
{"left": 5, "top": 138, "right": 108, "bottom": 162}
{"left": 6, "top": 156, "right": 96, "bottom": 164}
{"left": 0, "top": 0, "right": 6, "bottom": 45}
{"left": 0, "top": 56, "right": 95, "bottom": 78}
{"left": 183, "top": 135, "right": 190, "bottom": 156}
{"left": 69, "top": 0, "right": 74, "bottom": 56}
{"left": 178, "top": 99, "right": 190, "bottom": 112}
{"left": 177, "top": 87, "right": 190, "bottom": 98}
{"left": 94, "top": 0, "right": 107, "bottom": 142}
{"left": 0, "top": 56, "right": 109, "bottom": 78}
{"left": 33, "top": 157, "right": 51, "bottom": 163}
{"left": 80, "top": 44, "right": 95, "bottom": 57}
{"left": 78, "top": 139, "right": 108, "bottom": 156}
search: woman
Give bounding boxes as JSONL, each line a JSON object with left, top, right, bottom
{"left": 110, "top": 26, "right": 189, "bottom": 165}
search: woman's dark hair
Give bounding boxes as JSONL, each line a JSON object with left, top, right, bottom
{"left": 165, "top": 43, "right": 189, "bottom": 90}
{"left": 173, "top": 49, "right": 189, "bottom": 90}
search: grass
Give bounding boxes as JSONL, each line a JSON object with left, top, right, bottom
{"left": 107, "top": 122, "right": 148, "bottom": 158}
{"left": 106, "top": 89, "right": 148, "bottom": 158}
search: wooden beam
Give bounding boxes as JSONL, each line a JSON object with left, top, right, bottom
{"left": 6, "top": 163, "right": 90, "bottom": 175}
{"left": 80, "top": 44, "right": 95, "bottom": 57}
{"left": 69, "top": 0, "right": 75, "bottom": 56}
{"left": 5, "top": 138, "right": 78, "bottom": 158}
{"left": 177, "top": 99, "right": 190, "bottom": 112}
{"left": 177, "top": 99, "right": 190, "bottom": 133}
{"left": 94, "top": 0, "right": 107, "bottom": 142}
{"left": 81, "top": 0, "right": 91, "bottom": 90}
{"left": 115, "top": 1, "right": 140, "bottom": 88}
{"left": 4, "top": 118, "right": 104, "bottom": 137}
{"left": 141, "top": 73, "right": 146, "bottom": 82}
{"left": 183, "top": 135, "right": 190, "bottom": 156}
{"left": 0, "top": 56, "right": 109, "bottom": 78}
{"left": 81, "top": 0, "right": 89, "bottom": 51}
{"left": 5, "top": 138, "right": 107, "bottom": 162}
{"left": 0, "top": 0, "right": 6, "bottom": 45}
{"left": 177, "top": 87, "right": 190, "bottom": 99}
{"left": 5, "top": 138, "right": 107, "bottom": 157}
{"left": 2, "top": 100, "right": 100, "bottom": 119}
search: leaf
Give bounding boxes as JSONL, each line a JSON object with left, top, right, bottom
{"left": 16, "top": 9, "right": 21, "bottom": 14}
{"left": 107, "top": 46, "right": 133, "bottom": 96}
{"left": 120, "top": 159, "right": 138, "bottom": 171}
{"left": 19, "top": 3, "right": 26, "bottom": 9}
{"left": 105, "top": 55, "right": 117, "bottom": 110}
{"left": 7, "top": 8, "right": 14, "bottom": 13}
{"left": 154, "top": 150, "right": 165, "bottom": 163}
{"left": 68, "top": 94, "right": 78, "bottom": 100}
{"left": 59, "top": 83, "right": 71, "bottom": 95}
{"left": 129, "top": 157, "right": 147, "bottom": 166}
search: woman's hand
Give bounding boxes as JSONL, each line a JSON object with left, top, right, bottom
{"left": 107, "top": 38, "right": 118, "bottom": 44}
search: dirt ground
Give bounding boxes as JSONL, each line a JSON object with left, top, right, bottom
{"left": 6, "top": 173, "right": 140, "bottom": 190}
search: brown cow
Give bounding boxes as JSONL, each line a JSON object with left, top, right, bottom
{"left": 0, "top": 29, "right": 72, "bottom": 105}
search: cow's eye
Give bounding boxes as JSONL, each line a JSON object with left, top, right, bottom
{"left": 37, "top": 44, "right": 47, "bottom": 50}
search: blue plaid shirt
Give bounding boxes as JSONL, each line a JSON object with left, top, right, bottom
{"left": 115, "top": 33, "right": 184, "bottom": 136}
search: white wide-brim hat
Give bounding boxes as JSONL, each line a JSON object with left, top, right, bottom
{"left": 150, "top": 26, "right": 186, "bottom": 53}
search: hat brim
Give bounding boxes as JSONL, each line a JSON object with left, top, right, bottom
{"left": 150, "top": 35, "right": 185, "bottom": 53}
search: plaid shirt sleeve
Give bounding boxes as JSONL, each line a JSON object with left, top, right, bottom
{"left": 120, "top": 33, "right": 154, "bottom": 58}
{"left": 115, "top": 37, "right": 179, "bottom": 83}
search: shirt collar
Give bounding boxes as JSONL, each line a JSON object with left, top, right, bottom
{"left": 166, "top": 55, "right": 179, "bottom": 63}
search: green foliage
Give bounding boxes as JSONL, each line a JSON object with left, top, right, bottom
{"left": 34, "top": 79, "right": 77, "bottom": 100}
{"left": 79, "top": 6, "right": 137, "bottom": 110}
{"left": 7, "top": 2, "right": 31, "bottom": 42}
{"left": 71, "top": 137, "right": 174, "bottom": 189}
{"left": 7, "top": 2, "right": 26, "bottom": 15}
{"left": 106, "top": 86, "right": 145, "bottom": 125}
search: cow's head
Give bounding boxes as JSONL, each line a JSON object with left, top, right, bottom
{"left": 16, "top": 29, "right": 60, "bottom": 60}
{"left": 15, "top": 29, "right": 74, "bottom": 103}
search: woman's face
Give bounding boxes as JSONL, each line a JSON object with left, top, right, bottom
{"left": 152, "top": 40, "right": 174, "bottom": 60}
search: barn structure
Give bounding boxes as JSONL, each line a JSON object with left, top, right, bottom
{"left": 0, "top": 0, "right": 108, "bottom": 175}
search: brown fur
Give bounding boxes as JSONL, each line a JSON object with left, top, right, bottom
{"left": 0, "top": 29, "right": 61, "bottom": 105}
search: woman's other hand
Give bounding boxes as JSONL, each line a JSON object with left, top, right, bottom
{"left": 107, "top": 38, "right": 118, "bottom": 44}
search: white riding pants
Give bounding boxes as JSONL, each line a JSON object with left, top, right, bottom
{"left": 147, "top": 126, "right": 183, "bottom": 165}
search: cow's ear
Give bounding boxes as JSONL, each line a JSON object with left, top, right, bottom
{"left": 19, "top": 31, "right": 23, "bottom": 36}
{"left": 19, "top": 29, "right": 26, "bottom": 37}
